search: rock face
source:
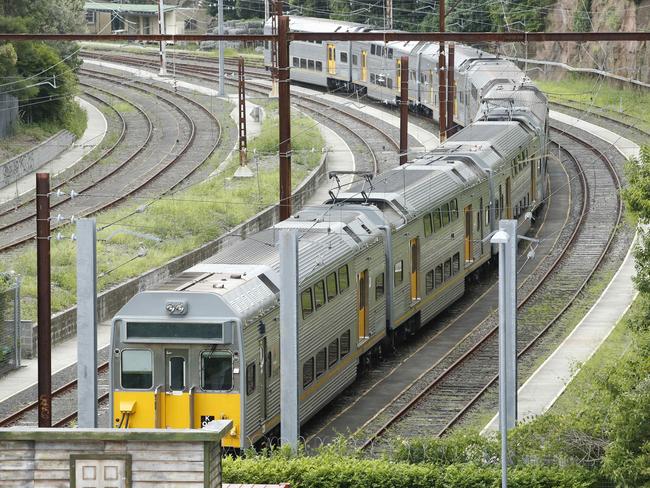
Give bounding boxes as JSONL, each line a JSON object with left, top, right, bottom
{"left": 536, "top": 0, "right": 649, "bottom": 82}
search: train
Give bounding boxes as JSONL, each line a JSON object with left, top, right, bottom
{"left": 109, "top": 16, "right": 549, "bottom": 448}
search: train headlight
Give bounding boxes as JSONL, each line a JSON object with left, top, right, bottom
{"left": 165, "top": 300, "right": 188, "bottom": 315}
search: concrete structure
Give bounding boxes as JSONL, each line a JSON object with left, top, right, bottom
{"left": 84, "top": 2, "right": 210, "bottom": 37}
{"left": 0, "top": 423, "right": 230, "bottom": 487}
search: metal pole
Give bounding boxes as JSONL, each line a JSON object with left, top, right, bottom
{"left": 503, "top": 219, "right": 518, "bottom": 428}
{"left": 36, "top": 172, "right": 51, "bottom": 428}
{"left": 279, "top": 228, "right": 299, "bottom": 451}
{"left": 386, "top": 0, "right": 393, "bottom": 29}
{"left": 438, "top": 50, "right": 446, "bottom": 142}
{"left": 264, "top": 0, "right": 269, "bottom": 21}
{"left": 13, "top": 277, "right": 21, "bottom": 369}
{"left": 278, "top": 15, "right": 292, "bottom": 221}
{"left": 497, "top": 238, "right": 508, "bottom": 488}
{"left": 218, "top": 0, "right": 225, "bottom": 96}
{"left": 77, "top": 218, "right": 98, "bottom": 428}
{"left": 157, "top": 0, "right": 167, "bottom": 76}
{"left": 238, "top": 57, "right": 247, "bottom": 166}
{"left": 270, "top": 0, "right": 280, "bottom": 97}
{"left": 447, "top": 43, "right": 455, "bottom": 136}
{"left": 399, "top": 56, "right": 409, "bottom": 166}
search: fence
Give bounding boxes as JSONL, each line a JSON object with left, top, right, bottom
{"left": 0, "top": 278, "right": 20, "bottom": 375}
{"left": 0, "top": 92, "right": 19, "bottom": 139}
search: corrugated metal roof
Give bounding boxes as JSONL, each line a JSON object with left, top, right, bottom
{"left": 85, "top": 2, "right": 176, "bottom": 14}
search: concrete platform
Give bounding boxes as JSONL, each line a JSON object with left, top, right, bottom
{"left": 0, "top": 97, "right": 107, "bottom": 205}
{"left": 482, "top": 112, "right": 641, "bottom": 432}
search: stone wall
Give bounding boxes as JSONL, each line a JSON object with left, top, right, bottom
{"left": 0, "top": 423, "right": 230, "bottom": 488}
{"left": 33, "top": 153, "right": 328, "bottom": 350}
{"left": 0, "top": 130, "right": 75, "bottom": 188}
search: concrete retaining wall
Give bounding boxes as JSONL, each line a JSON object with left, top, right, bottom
{"left": 33, "top": 154, "right": 329, "bottom": 350}
{"left": 0, "top": 129, "right": 75, "bottom": 189}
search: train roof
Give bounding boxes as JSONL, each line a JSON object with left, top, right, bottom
{"left": 265, "top": 16, "right": 371, "bottom": 33}
{"left": 480, "top": 83, "right": 548, "bottom": 131}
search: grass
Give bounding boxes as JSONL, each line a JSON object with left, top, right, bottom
{"left": 1, "top": 112, "right": 324, "bottom": 321}
{"left": 534, "top": 74, "right": 650, "bottom": 130}
{"left": 111, "top": 101, "right": 136, "bottom": 113}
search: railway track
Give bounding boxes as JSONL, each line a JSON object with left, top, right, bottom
{"left": 0, "top": 66, "right": 222, "bottom": 252}
{"left": 348, "top": 124, "right": 623, "bottom": 451}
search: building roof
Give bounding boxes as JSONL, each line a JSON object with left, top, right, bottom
{"left": 85, "top": 2, "right": 176, "bottom": 14}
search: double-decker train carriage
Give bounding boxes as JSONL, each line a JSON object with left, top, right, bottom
{"left": 111, "top": 16, "right": 549, "bottom": 448}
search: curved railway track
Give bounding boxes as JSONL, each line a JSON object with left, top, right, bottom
{"left": 0, "top": 66, "right": 222, "bottom": 252}
{"left": 351, "top": 124, "right": 623, "bottom": 451}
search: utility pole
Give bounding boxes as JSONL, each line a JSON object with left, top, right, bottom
{"left": 157, "top": 0, "right": 167, "bottom": 76}
{"left": 447, "top": 43, "right": 455, "bottom": 136}
{"left": 279, "top": 228, "right": 299, "bottom": 451}
{"left": 77, "top": 218, "right": 98, "bottom": 428}
{"left": 278, "top": 15, "right": 292, "bottom": 220}
{"left": 218, "top": 0, "right": 225, "bottom": 96}
{"left": 399, "top": 56, "right": 409, "bottom": 165}
{"left": 490, "top": 219, "right": 518, "bottom": 488}
{"left": 438, "top": 0, "right": 446, "bottom": 141}
{"left": 386, "top": 0, "right": 393, "bottom": 29}
{"left": 234, "top": 57, "right": 253, "bottom": 178}
{"left": 36, "top": 173, "right": 51, "bottom": 428}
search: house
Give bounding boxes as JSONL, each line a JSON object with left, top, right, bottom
{"left": 84, "top": 2, "right": 210, "bottom": 36}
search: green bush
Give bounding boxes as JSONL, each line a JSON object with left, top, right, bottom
{"left": 223, "top": 448, "right": 596, "bottom": 487}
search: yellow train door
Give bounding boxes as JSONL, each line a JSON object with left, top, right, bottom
{"left": 361, "top": 50, "right": 367, "bottom": 81}
{"left": 164, "top": 348, "right": 191, "bottom": 428}
{"left": 464, "top": 205, "right": 473, "bottom": 263}
{"left": 396, "top": 58, "right": 401, "bottom": 90}
{"left": 358, "top": 269, "right": 368, "bottom": 340}
{"left": 506, "top": 177, "right": 512, "bottom": 219}
{"left": 327, "top": 44, "right": 336, "bottom": 75}
{"left": 410, "top": 238, "right": 419, "bottom": 301}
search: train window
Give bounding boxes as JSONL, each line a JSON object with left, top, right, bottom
{"left": 316, "top": 61, "right": 323, "bottom": 71}
{"left": 315, "top": 348, "right": 327, "bottom": 378}
{"left": 326, "top": 272, "right": 338, "bottom": 300}
{"left": 444, "top": 259, "right": 452, "bottom": 280}
{"left": 450, "top": 199, "right": 459, "bottom": 221}
{"left": 121, "top": 349, "right": 153, "bottom": 389}
{"left": 371, "top": 44, "right": 376, "bottom": 55}
{"left": 471, "top": 85, "right": 478, "bottom": 100}
{"left": 453, "top": 253, "right": 460, "bottom": 274}
{"left": 300, "top": 58, "right": 307, "bottom": 69}
{"left": 340, "top": 330, "right": 351, "bottom": 358}
{"left": 338, "top": 265, "right": 350, "bottom": 292}
{"left": 485, "top": 206, "right": 490, "bottom": 226}
{"left": 267, "top": 351, "right": 273, "bottom": 378}
{"left": 201, "top": 351, "right": 233, "bottom": 391}
{"left": 328, "top": 339, "right": 339, "bottom": 367}
{"left": 293, "top": 57, "right": 299, "bottom": 68}
{"left": 246, "top": 362, "right": 256, "bottom": 395}
{"left": 169, "top": 356, "right": 185, "bottom": 391}
{"left": 433, "top": 208, "right": 442, "bottom": 231}
{"left": 340, "top": 51, "right": 348, "bottom": 63}
{"left": 308, "top": 59, "right": 315, "bottom": 70}
{"left": 394, "top": 260, "right": 404, "bottom": 286}
{"left": 375, "top": 272, "right": 385, "bottom": 299}
{"left": 442, "top": 203, "right": 450, "bottom": 226}
{"left": 388, "top": 48, "right": 393, "bottom": 59}
{"left": 352, "top": 54, "right": 358, "bottom": 65}
{"left": 303, "top": 357, "right": 314, "bottom": 388}
{"left": 424, "top": 214, "right": 433, "bottom": 237}
{"left": 426, "top": 270, "right": 435, "bottom": 294}
{"left": 370, "top": 73, "right": 376, "bottom": 83}
{"left": 435, "top": 265, "right": 443, "bottom": 287}
{"left": 314, "top": 280, "right": 326, "bottom": 310}
{"left": 301, "top": 289, "right": 314, "bottom": 319}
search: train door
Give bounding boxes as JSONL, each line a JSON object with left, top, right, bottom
{"left": 357, "top": 270, "right": 368, "bottom": 340}
{"left": 531, "top": 153, "right": 537, "bottom": 203}
{"left": 396, "top": 58, "right": 401, "bottom": 90}
{"left": 429, "top": 70, "right": 434, "bottom": 104}
{"left": 505, "top": 177, "right": 512, "bottom": 219}
{"left": 479, "top": 197, "right": 484, "bottom": 256}
{"left": 164, "top": 348, "right": 190, "bottom": 428}
{"left": 464, "top": 205, "right": 473, "bottom": 263}
{"left": 327, "top": 44, "right": 336, "bottom": 75}
{"left": 361, "top": 50, "right": 367, "bottom": 81}
{"left": 259, "top": 337, "right": 268, "bottom": 424}
{"left": 410, "top": 238, "right": 419, "bottom": 301}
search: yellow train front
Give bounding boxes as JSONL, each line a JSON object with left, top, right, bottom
{"left": 110, "top": 282, "right": 254, "bottom": 449}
